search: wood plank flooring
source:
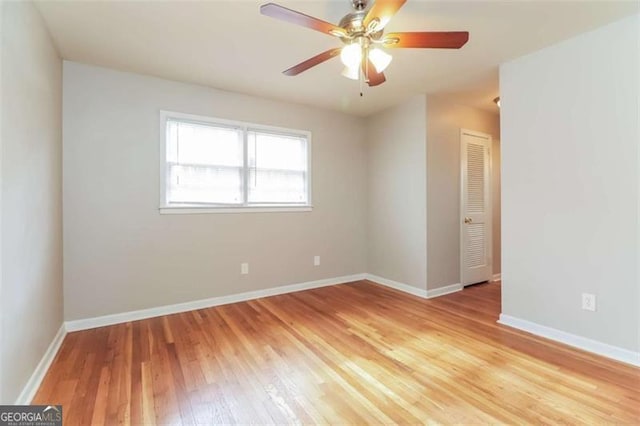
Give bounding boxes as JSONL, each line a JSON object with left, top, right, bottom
{"left": 34, "top": 281, "right": 640, "bottom": 424}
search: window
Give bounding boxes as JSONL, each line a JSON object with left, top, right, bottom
{"left": 160, "top": 111, "right": 311, "bottom": 213}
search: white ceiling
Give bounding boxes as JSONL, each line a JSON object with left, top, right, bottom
{"left": 35, "top": 0, "right": 638, "bottom": 117}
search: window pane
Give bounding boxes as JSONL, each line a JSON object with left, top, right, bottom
{"left": 248, "top": 169, "right": 307, "bottom": 203}
{"left": 248, "top": 131, "right": 308, "bottom": 204}
{"left": 166, "top": 120, "right": 243, "bottom": 204}
{"left": 167, "top": 120, "right": 242, "bottom": 166}
{"left": 248, "top": 132, "right": 307, "bottom": 171}
{"left": 168, "top": 165, "right": 242, "bottom": 204}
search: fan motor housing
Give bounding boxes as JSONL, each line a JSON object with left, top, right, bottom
{"left": 338, "top": 11, "right": 383, "bottom": 41}
{"left": 339, "top": 11, "right": 365, "bottom": 32}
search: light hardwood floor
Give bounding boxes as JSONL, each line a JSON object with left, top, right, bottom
{"left": 34, "top": 281, "right": 640, "bottom": 424}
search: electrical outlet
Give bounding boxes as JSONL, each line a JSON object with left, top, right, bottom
{"left": 314, "top": 256, "right": 320, "bottom": 266}
{"left": 240, "top": 263, "right": 249, "bottom": 275}
{"left": 582, "top": 293, "right": 596, "bottom": 311}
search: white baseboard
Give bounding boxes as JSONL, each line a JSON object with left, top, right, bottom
{"left": 365, "top": 274, "right": 463, "bottom": 299}
{"left": 426, "top": 283, "right": 463, "bottom": 298}
{"left": 491, "top": 273, "right": 502, "bottom": 282}
{"left": 66, "top": 273, "right": 367, "bottom": 332}
{"left": 68, "top": 273, "right": 466, "bottom": 333}
{"left": 364, "top": 274, "right": 428, "bottom": 298}
{"left": 15, "top": 324, "right": 67, "bottom": 404}
{"left": 498, "top": 314, "right": 640, "bottom": 367}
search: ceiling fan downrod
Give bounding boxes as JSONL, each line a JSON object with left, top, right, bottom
{"left": 351, "top": 0, "right": 368, "bottom": 11}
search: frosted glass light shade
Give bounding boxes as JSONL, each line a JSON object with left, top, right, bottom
{"left": 369, "top": 48, "right": 392, "bottom": 73}
{"left": 340, "top": 43, "right": 362, "bottom": 69}
{"left": 341, "top": 66, "right": 360, "bottom": 80}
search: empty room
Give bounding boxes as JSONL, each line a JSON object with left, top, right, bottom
{"left": 1, "top": 0, "right": 639, "bottom": 424}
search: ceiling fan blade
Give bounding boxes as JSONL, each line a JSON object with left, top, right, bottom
{"left": 260, "top": 3, "right": 346, "bottom": 37}
{"left": 364, "top": 0, "right": 407, "bottom": 31}
{"left": 363, "top": 59, "right": 386, "bottom": 87}
{"left": 383, "top": 31, "right": 470, "bottom": 49}
{"left": 283, "top": 48, "right": 342, "bottom": 76}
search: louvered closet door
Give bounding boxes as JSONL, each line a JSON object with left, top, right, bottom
{"left": 460, "top": 129, "right": 492, "bottom": 286}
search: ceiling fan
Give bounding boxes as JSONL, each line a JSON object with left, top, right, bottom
{"left": 260, "top": 0, "right": 469, "bottom": 89}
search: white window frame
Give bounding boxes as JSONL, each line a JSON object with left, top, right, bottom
{"left": 159, "top": 110, "right": 312, "bottom": 214}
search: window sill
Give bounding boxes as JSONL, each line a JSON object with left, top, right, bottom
{"left": 159, "top": 205, "right": 313, "bottom": 215}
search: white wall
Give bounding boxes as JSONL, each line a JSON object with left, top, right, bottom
{"left": 1, "top": 1, "right": 63, "bottom": 403}
{"left": 500, "top": 14, "right": 639, "bottom": 351}
{"left": 63, "top": 62, "right": 367, "bottom": 321}
{"left": 426, "top": 97, "right": 501, "bottom": 290}
{"left": 366, "top": 96, "right": 427, "bottom": 291}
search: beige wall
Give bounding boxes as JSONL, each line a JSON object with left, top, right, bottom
{"left": 63, "top": 62, "right": 367, "bottom": 321}
{"left": 501, "top": 14, "right": 639, "bottom": 351}
{"left": 1, "top": 1, "right": 63, "bottom": 403}
{"left": 366, "top": 96, "right": 427, "bottom": 291}
{"left": 426, "top": 96, "right": 501, "bottom": 291}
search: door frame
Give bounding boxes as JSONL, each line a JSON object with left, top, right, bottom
{"left": 459, "top": 128, "right": 493, "bottom": 286}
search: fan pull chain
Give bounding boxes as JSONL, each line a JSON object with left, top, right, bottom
{"left": 359, "top": 48, "right": 367, "bottom": 97}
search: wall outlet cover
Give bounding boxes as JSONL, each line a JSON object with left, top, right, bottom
{"left": 581, "top": 293, "right": 596, "bottom": 311}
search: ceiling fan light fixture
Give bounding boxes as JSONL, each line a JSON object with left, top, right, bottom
{"left": 260, "top": 1, "right": 469, "bottom": 88}
{"left": 341, "top": 66, "right": 360, "bottom": 80}
{"left": 340, "top": 43, "right": 362, "bottom": 69}
{"left": 369, "top": 48, "right": 392, "bottom": 73}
